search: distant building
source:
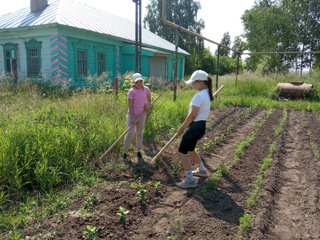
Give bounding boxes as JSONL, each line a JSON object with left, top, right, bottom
{"left": 0, "top": 0, "right": 189, "bottom": 87}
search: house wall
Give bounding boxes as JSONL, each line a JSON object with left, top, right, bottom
{"left": 121, "top": 44, "right": 152, "bottom": 78}
{"left": 166, "top": 55, "right": 185, "bottom": 81}
{"left": 0, "top": 26, "right": 57, "bottom": 83}
{"left": 0, "top": 25, "right": 187, "bottom": 86}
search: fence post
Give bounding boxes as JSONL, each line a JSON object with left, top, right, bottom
{"left": 216, "top": 45, "right": 220, "bottom": 91}
{"left": 113, "top": 77, "right": 118, "bottom": 95}
{"left": 236, "top": 54, "right": 240, "bottom": 86}
{"left": 12, "top": 58, "right": 18, "bottom": 94}
{"left": 174, "top": 28, "right": 179, "bottom": 101}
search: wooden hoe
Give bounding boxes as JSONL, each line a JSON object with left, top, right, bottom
{"left": 150, "top": 85, "right": 225, "bottom": 164}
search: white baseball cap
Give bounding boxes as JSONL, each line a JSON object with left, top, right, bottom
{"left": 185, "top": 70, "right": 208, "bottom": 84}
{"left": 133, "top": 73, "right": 143, "bottom": 82}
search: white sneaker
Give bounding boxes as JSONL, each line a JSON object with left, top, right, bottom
{"left": 192, "top": 168, "right": 208, "bottom": 177}
{"left": 176, "top": 178, "right": 197, "bottom": 189}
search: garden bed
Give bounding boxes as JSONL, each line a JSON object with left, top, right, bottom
{"left": 16, "top": 106, "right": 320, "bottom": 239}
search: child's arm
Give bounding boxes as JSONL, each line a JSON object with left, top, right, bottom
{"left": 128, "top": 99, "right": 135, "bottom": 124}
{"left": 177, "top": 105, "right": 200, "bottom": 135}
{"left": 144, "top": 94, "right": 152, "bottom": 112}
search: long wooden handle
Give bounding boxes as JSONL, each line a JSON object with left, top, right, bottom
{"left": 214, "top": 85, "right": 224, "bottom": 97}
{"left": 151, "top": 132, "right": 179, "bottom": 164}
{"left": 99, "top": 93, "right": 162, "bottom": 160}
{"left": 150, "top": 85, "right": 225, "bottom": 164}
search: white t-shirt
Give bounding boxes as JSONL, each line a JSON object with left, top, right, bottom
{"left": 189, "top": 89, "right": 211, "bottom": 122}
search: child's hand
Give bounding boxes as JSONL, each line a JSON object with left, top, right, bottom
{"left": 144, "top": 102, "right": 151, "bottom": 112}
{"left": 131, "top": 117, "right": 135, "bottom": 125}
{"left": 177, "top": 126, "right": 185, "bottom": 136}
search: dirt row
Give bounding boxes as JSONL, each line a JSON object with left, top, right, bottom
{"left": 19, "top": 107, "right": 320, "bottom": 240}
{"left": 250, "top": 110, "right": 320, "bottom": 239}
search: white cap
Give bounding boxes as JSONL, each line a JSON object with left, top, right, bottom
{"left": 133, "top": 73, "right": 143, "bottom": 82}
{"left": 185, "top": 70, "right": 208, "bottom": 84}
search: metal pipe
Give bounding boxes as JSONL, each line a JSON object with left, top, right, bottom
{"left": 135, "top": 0, "right": 138, "bottom": 72}
{"left": 162, "top": 0, "right": 241, "bottom": 55}
{"left": 243, "top": 51, "right": 320, "bottom": 55}
{"left": 236, "top": 54, "right": 239, "bottom": 85}
{"left": 139, "top": 0, "right": 142, "bottom": 73}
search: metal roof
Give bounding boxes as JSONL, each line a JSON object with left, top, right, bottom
{"left": 0, "top": 0, "right": 189, "bottom": 55}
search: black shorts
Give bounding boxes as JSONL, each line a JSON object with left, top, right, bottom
{"left": 178, "top": 121, "right": 206, "bottom": 154}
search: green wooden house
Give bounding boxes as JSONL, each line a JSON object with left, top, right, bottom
{"left": 0, "top": 0, "right": 189, "bottom": 87}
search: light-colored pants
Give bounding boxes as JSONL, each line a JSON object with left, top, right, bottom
{"left": 124, "top": 114, "right": 147, "bottom": 151}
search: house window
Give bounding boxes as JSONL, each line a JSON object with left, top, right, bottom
{"left": 2, "top": 43, "right": 16, "bottom": 74}
{"left": 29, "top": 49, "right": 39, "bottom": 76}
{"left": 77, "top": 50, "right": 87, "bottom": 76}
{"left": 97, "top": 52, "right": 106, "bottom": 75}
{"left": 24, "top": 39, "right": 42, "bottom": 77}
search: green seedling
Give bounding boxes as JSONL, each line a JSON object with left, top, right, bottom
{"left": 227, "top": 125, "right": 233, "bottom": 134}
{"left": 137, "top": 185, "right": 147, "bottom": 202}
{"left": 238, "top": 213, "right": 252, "bottom": 234}
{"left": 220, "top": 134, "right": 225, "bottom": 142}
{"left": 130, "top": 183, "right": 138, "bottom": 189}
{"left": 83, "top": 193, "right": 99, "bottom": 211}
{"left": 200, "top": 186, "right": 207, "bottom": 196}
{"left": 82, "top": 225, "right": 97, "bottom": 240}
{"left": 269, "top": 143, "right": 276, "bottom": 154}
{"left": 203, "top": 140, "right": 212, "bottom": 151}
{"left": 155, "top": 181, "right": 161, "bottom": 190}
{"left": 117, "top": 206, "right": 129, "bottom": 222}
{"left": 172, "top": 163, "right": 178, "bottom": 175}
{"left": 214, "top": 137, "right": 220, "bottom": 145}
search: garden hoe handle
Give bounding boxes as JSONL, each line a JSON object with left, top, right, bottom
{"left": 151, "top": 132, "right": 179, "bottom": 164}
{"left": 214, "top": 85, "right": 224, "bottom": 97}
{"left": 150, "top": 85, "right": 225, "bottom": 164}
{"left": 99, "top": 93, "right": 162, "bottom": 161}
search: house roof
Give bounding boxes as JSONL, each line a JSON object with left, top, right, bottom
{"left": 0, "top": 0, "right": 189, "bottom": 55}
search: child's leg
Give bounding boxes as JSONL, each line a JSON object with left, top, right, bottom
{"left": 188, "top": 150, "right": 202, "bottom": 165}
{"left": 123, "top": 114, "right": 136, "bottom": 151}
{"left": 179, "top": 152, "right": 192, "bottom": 171}
{"left": 179, "top": 152, "right": 195, "bottom": 182}
{"left": 135, "top": 114, "right": 146, "bottom": 149}
{"left": 188, "top": 150, "right": 206, "bottom": 171}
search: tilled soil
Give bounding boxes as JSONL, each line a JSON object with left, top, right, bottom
{"left": 19, "top": 107, "right": 320, "bottom": 240}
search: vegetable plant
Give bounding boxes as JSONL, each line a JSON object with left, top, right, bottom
{"left": 137, "top": 185, "right": 147, "bottom": 202}
{"left": 117, "top": 206, "right": 129, "bottom": 222}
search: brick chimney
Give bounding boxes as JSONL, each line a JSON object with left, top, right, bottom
{"left": 30, "top": 0, "right": 48, "bottom": 12}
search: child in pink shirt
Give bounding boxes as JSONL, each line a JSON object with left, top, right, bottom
{"left": 123, "top": 73, "right": 151, "bottom": 159}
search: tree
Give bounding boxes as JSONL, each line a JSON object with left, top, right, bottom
{"left": 242, "top": 0, "right": 320, "bottom": 73}
{"left": 144, "top": 0, "right": 205, "bottom": 75}
{"left": 215, "top": 32, "right": 231, "bottom": 57}
{"left": 231, "top": 36, "right": 247, "bottom": 58}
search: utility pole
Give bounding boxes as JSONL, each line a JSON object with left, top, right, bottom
{"left": 132, "top": 0, "right": 142, "bottom": 73}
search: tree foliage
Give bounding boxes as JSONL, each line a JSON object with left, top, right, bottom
{"left": 144, "top": 0, "right": 205, "bottom": 75}
{"left": 215, "top": 32, "right": 231, "bottom": 57}
{"left": 232, "top": 36, "right": 247, "bottom": 58}
{"left": 242, "top": 0, "right": 320, "bottom": 73}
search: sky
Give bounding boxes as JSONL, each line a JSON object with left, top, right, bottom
{"left": 0, "top": 0, "right": 256, "bottom": 53}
